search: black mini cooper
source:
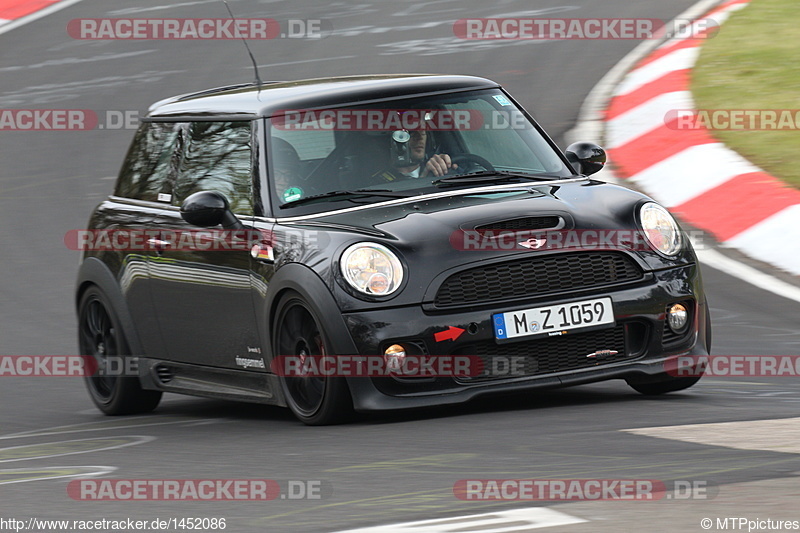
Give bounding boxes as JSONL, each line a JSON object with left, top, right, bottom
{"left": 76, "top": 74, "right": 710, "bottom": 424}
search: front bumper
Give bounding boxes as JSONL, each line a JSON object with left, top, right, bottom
{"left": 339, "top": 263, "right": 709, "bottom": 411}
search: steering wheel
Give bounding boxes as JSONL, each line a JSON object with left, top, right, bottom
{"left": 448, "top": 153, "right": 495, "bottom": 175}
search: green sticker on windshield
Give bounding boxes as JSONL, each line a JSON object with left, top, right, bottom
{"left": 282, "top": 187, "right": 303, "bottom": 203}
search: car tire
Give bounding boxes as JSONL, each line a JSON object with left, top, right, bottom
{"left": 273, "top": 291, "right": 353, "bottom": 425}
{"left": 78, "top": 286, "right": 162, "bottom": 415}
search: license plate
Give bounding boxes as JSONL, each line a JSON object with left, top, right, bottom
{"left": 493, "top": 297, "right": 614, "bottom": 341}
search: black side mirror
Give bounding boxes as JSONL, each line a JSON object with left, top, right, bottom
{"left": 566, "top": 142, "right": 606, "bottom": 176}
{"left": 180, "top": 191, "right": 244, "bottom": 230}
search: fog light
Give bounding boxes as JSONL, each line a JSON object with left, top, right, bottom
{"left": 384, "top": 344, "right": 407, "bottom": 372}
{"left": 667, "top": 303, "right": 688, "bottom": 333}
{"left": 384, "top": 344, "right": 406, "bottom": 360}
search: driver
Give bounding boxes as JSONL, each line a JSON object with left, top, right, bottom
{"left": 372, "top": 128, "right": 457, "bottom": 182}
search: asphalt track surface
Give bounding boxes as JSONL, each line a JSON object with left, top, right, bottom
{"left": 1, "top": 1, "right": 799, "bottom": 532}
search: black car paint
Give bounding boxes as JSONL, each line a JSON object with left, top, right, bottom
{"left": 76, "top": 75, "right": 709, "bottom": 416}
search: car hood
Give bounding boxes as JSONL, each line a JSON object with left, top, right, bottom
{"left": 277, "top": 179, "right": 696, "bottom": 308}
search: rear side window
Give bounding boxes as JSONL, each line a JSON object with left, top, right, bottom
{"left": 115, "top": 122, "right": 181, "bottom": 201}
{"left": 173, "top": 121, "right": 254, "bottom": 216}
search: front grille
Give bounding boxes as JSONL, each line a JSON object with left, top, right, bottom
{"left": 453, "top": 325, "right": 629, "bottom": 382}
{"left": 435, "top": 252, "right": 643, "bottom": 307}
{"left": 476, "top": 216, "right": 560, "bottom": 231}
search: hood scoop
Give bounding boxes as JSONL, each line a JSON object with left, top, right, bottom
{"left": 475, "top": 216, "right": 561, "bottom": 231}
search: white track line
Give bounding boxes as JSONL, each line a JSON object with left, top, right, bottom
{"left": 694, "top": 245, "right": 800, "bottom": 304}
{"left": 334, "top": 507, "right": 588, "bottom": 532}
{"left": 623, "top": 417, "right": 800, "bottom": 454}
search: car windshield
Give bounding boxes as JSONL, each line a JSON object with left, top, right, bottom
{"left": 267, "top": 89, "right": 574, "bottom": 213}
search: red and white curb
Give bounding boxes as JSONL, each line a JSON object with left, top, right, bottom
{"left": 604, "top": 0, "right": 800, "bottom": 276}
{"left": 0, "top": 0, "right": 61, "bottom": 26}
{"left": 0, "top": 0, "right": 82, "bottom": 35}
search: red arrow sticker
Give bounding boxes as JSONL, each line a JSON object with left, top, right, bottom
{"left": 434, "top": 326, "right": 465, "bottom": 342}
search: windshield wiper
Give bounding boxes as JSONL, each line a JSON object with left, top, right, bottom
{"left": 432, "top": 171, "right": 565, "bottom": 187}
{"left": 280, "top": 189, "right": 413, "bottom": 208}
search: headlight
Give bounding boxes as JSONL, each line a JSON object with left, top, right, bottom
{"left": 340, "top": 243, "right": 404, "bottom": 296}
{"left": 639, "top": 202, "right": 682, "bottom": 256}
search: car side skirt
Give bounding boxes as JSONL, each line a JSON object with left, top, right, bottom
{"left": 138, "top": 357, "right": 287, "bottom": 407}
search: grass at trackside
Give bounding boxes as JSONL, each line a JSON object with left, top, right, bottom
{"left": 692, "top": 0, "right": 800, "bottom": 189}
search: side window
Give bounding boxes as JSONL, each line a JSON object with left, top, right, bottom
{"left": 447, "top": 99, "right": 539, "bottom": 168}
{"left": 445, "top": 97, "right": 563, "bottom": 173}
{"left": 173, "top": 121, "right": 254, "bottom": 216}
{"left": 115, "top": 122, "right": 181, "bottom": 201}
{"left": 269, "top": 128, "right": 336, "bottom": 201}
{"left": 273, "top": 129, "right": 335, "bottom": 161}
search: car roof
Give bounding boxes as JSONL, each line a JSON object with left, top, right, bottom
{"left": 146, "top": 74, "right": 501, "bottom": 120}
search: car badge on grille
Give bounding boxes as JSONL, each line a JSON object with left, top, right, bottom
{"left": 585, "top": 349, "right": 619, "bottom": 359}
{"left": 519, "top": 238, "right": 546, "bottom": 249}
